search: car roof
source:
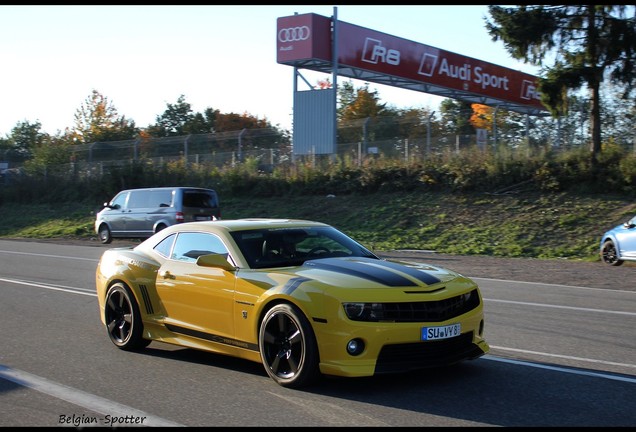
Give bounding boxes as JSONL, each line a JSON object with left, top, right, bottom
{"left": 183, "top": 218, "right": 329, "bottom": 231}
{"left": 120, "top": 186, "right": 215, "bottom": 192}
{"left": 137, "top": 218, "right": 332, "bottom": 254}
{"left": 134, "top": 218, "right": 348, "bottom": 269}
{"left": 196, "top": 218, "right": 327, "bottom": 231}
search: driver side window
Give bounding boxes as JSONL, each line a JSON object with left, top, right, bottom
{"left": 171, "top": 232, "right": 229, "bottom": 262}
{"left": 110, "top": 192, "right": 128, "bottom": 209}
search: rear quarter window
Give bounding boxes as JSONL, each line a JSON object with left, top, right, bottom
{"left": 182, "top": 191, "right": 218, "bottom": 208}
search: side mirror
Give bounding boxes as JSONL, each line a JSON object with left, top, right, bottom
{"left": 196, "top": 253, "right": 236, "bottom": 272}
{"left": 624, "top": 222, "right": 636, "bottom": 229}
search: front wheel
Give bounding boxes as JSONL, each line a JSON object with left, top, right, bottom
{"left": 259, "top": 303, "right": 320, "bottom": 388}
{"left": 601, "top": 240, "right": 623, "bottom": 266}
{"left": 98, "top": 224, "right": 112, "bottom": 244}
{"left": 104, "top": 283, "right": 150, "bottom": 350}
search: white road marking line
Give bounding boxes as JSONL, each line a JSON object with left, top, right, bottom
{"left": 0, "top": 249, "right": 98, "bottom": 261}
{"left": 0, "top": 364, "right": 184, "bottom": 427}
{"left": 483, "top": 355, "right": 636, "bottom": 384}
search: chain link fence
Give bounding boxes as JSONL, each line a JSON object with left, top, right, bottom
{"left": 2, "top": 111, "right": 635, "bottom": 183}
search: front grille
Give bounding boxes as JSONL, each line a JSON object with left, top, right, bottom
{"left": 348, "top": 289, "right": 481, "bottom": 323}
{"left": 384, "top": 289, "right": 480, "bottom": 322}
{"left": 374, "top": 332, "right": 485, "bottom": 374}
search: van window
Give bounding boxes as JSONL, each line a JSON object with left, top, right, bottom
{"left": 110, "top": 192, "right": 128, "bottom": 209}
{"left": 149, "top": 190, "right": 174, "bottom": 208}
{"left": 127, "top": 190, "right": 150, "bottom": 209}
{"left": 182, "top": 190, "right": 218, "bottom": 209}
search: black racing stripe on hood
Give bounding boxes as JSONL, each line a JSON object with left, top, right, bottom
{"left": 378, "top": 259, "right": 441, "bottom": 285}
{"left": 304, "top": 258, "right": 417, "bottom": 287}
{"left": 281, "top": 277, "right": 311, "bottom": 295}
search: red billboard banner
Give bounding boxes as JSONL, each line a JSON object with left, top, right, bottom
{"left": 276, "top": 13, "right": 332, "bottom": 65}
{"left": 277, "top": 13, "right": 545, "bottom": 112}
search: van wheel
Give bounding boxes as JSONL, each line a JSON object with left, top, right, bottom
{"left": 98, "top": 224, "right": 112, "bottom": 244}
{"left": 155, "top": 224, "right": 167, "bottom": 234}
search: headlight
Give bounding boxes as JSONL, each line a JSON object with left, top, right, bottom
{"left": 343, "top": 302, "right": 385, "bottom": 321}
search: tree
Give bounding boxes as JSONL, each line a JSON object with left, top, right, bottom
{"left": 469, "top": 104, "right": 528, "bottom": 148}
{"left": 438, "top": 99, "right": 474, "bottom": 146}
{"left": 601, "top": 82, "right": 636, "bottom": 150}
{"left": 338, "top": 82, "right": 387, "bottom": 120}
{"left": 336, "top": 80, "right": 356, "bottom": 120}
{"left": 395, "top": 108, "right": 438, "bottom": 142}
{"left": 469, "top": 104, "right": 493, "bottom": 131}
{"left": 146, "top": 94, "right": 195, "bottom": 137}
{"left": 315, "top": 78, "right": 332, "bottom": 89}
{"left": 336, "top": 80, "right": 400, "bottom": 146}
{"left": 211, "top": 111, "right": 280, "bottom": 154}
{"left": 23, "top": 134, "right": 73, "bottom": 176}
{"left": 145, "top": 95, "right": 289, "bottom": 159}
{"left": 486, "top": 5, "right": 636, "bottom": 163}
{"left": 187, "top": 107, "right": 219, "bottom": 135}
{"left": 0, "top": 120, "right": 47, "bottom": 163}
{"left": 71, "top": 89, "right": 138, "bottom": 144}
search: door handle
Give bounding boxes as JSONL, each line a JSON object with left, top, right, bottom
{"left": 159, "top": 270, "right": 175, "bottom": 279}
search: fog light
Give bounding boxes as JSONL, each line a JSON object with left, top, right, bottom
{"left": 346, "top": 338, "right": 365, "bottom": 356}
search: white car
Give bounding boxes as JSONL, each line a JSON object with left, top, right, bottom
{"left": 600, "top": 215, "right": 636, "bottom": 265}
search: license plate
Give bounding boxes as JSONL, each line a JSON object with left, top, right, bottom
{"left": 421, "top": 323, "right": 461, "bottom": 341}
{"left": 195, "top": 216, "right": 211, "bottom": 221}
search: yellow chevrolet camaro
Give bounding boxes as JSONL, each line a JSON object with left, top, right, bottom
{"left": 96, "top": 218, "right": 489, "bottom": 388}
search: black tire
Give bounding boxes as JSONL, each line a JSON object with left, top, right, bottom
{"left": 259, "top": 303, "right": 320, "bottom": 388}
{"left": 155, "top": 223, "right": 167, "bottom": 234}
{"left": 601, "top": 240, "right": 624, "bottom": 266}
{"left": 98, "top": 224, "right": 112, "bottom": 244}
{"left": 104, "top": 283, "right": 151, "bottom": 350}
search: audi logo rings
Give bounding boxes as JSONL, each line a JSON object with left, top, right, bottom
{"left": 278, "top": 26, "right": 311, "bottom": 43}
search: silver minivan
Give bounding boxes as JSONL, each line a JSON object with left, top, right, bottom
{"left": 95, "top": 187, "right": 221, "bottom": 244}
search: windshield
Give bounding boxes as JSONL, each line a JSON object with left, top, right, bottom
{"left": 230, "top": 226, "right": 378, "bottom": 269}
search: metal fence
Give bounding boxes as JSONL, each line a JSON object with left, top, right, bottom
{"left": 3, "top": 111, "right": 635, "bottom": 181}
{"left": 58, "top": 133, "right": 515, "bottom": 176}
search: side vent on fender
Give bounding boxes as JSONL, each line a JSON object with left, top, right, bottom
{"left": 138, "top": 284, "right": 154, "bottom": 314}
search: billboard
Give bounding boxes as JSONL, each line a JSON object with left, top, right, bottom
{"left": 276, "top": 13, "right": 331, "bottom": 65}
{"left": 277, "top": 13, "right": 546, "bottom": 114}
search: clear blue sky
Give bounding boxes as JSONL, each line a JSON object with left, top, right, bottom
{"left": 0, "top": 5, "right": 541, "bottom": 136}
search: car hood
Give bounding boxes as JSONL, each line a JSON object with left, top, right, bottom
{"left": 604, "top": 224, "right": 624, "bottom": 236}
{"left": 267, "top": 256, "right": 468, "bottom": 291}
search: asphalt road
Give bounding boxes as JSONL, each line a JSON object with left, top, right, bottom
{"left": 0, "top": 239, "right": 634, "bottom": 427}
{"left": 10, "top": 236, "right": 636, "bottom": 291}
{"left": 379, "top": 249, "right": 636, "bottom": 292}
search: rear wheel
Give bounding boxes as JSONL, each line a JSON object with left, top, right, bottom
{"left": 104, "top": 283, "right": 150, "bottom": 350}
{"left": 98, "top": 224, "right": 112, "bottom": 244}
{"left": 601, "top": 240, "right": 623, "bottom": 266}
{"left": 259, "top": 303, "right": 320, "bottom": 388}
